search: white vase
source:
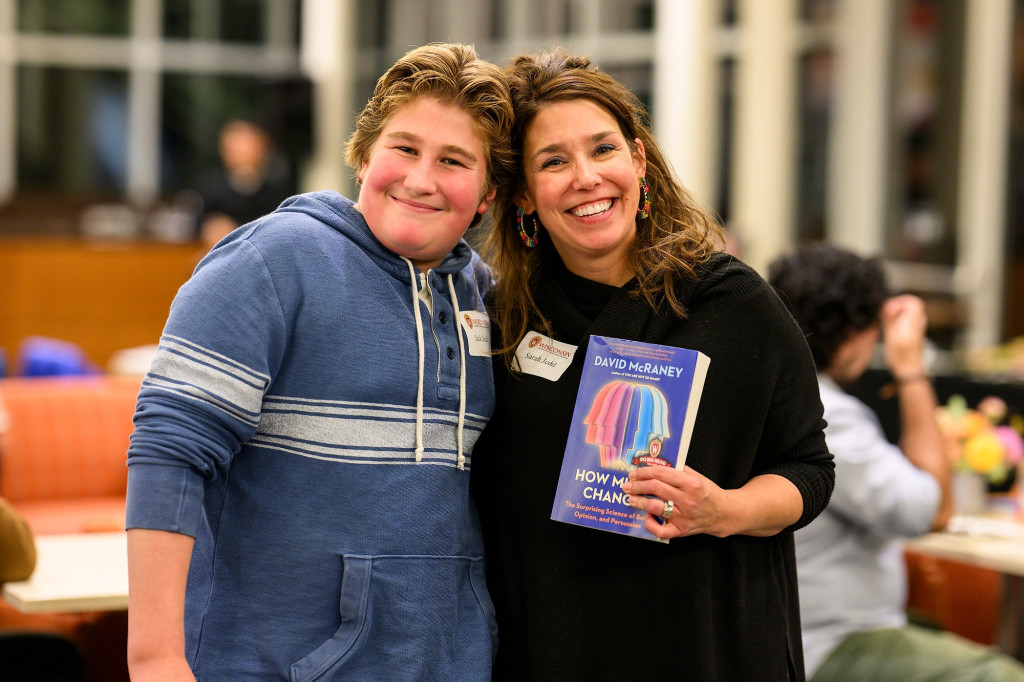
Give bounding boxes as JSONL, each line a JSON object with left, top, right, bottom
{"left": 953, "top": 470, "right": 987, "bottom": 516}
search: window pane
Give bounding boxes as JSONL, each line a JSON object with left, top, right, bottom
{"left": 163, "top": 0, "right": 301, "bottom": 43}
{"left": 799, "top": 0, "right": 836, "bottom": 24}
{"left": 17, "top": 0, "right": 130, "bottom": 35}
{"left": 524, "top": 0, "right": 572, "bottom": 37}
{"left": 603, "top": 63, "right": 653, "bottom": 115}
{"left": 160, "top": 74, "right": 304, "bottom": 201}
{"left": 354, "top": 0, "right": 390, "bottom": 48}
{"left": 715, "top": 58, "right": 736, "bottom": 226}
{"left": 886, "top": 0, "right": 964, "bottom": 265}
{"left": 600, "top": 0, "right": 653, "bottom": 32}
{"left": 1004, "top": 0, "right": 1024, "bottom": 339}
{"left": 17, "top": 66, "right": 128, "bottom": 196}
{"left": 795, "top": 48, "right": 833, "bottom": 243}
{"left": 721, "top": 0, "right": 738, "bottom": 26}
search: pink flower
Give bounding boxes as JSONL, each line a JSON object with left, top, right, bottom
{"left": 995, "top": 425, "right": 1024, "bottom": 465}
{"left": 978, "top": 396, "right": 1008, "bottom": 423}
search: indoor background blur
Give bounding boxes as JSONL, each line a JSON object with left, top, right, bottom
{"left": 0, "top": 0, "right": 1022, "bottom": 376}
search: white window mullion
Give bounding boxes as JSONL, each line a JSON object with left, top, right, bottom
{"left": 652, "top": 0, "right": 716, "bottom": 208}
{"left": 733, "top": 0, "right": 798, "bottom": 274}
{"left": 827, "top": 0, "right": 890, "bottom": 256}
{"left": 956, "top": 0, "right": 1013, "bottom": 347}
{"left": 0, "top": 0, "right": 17, "bottom": 203}
{"left": 300, "top": 0, "right": 356, "bottom": 197}
{"left": 126, "top": 0, "right": 163, "bottom": 205}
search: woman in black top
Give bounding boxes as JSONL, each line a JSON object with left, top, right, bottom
{"left": 474, "top": 48, "right": 835, "bottom": 680}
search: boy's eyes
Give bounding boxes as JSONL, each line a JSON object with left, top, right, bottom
{"left": 393, "top": 145, "right": 467, "bottom": 167}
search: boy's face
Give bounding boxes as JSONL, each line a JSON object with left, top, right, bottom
{"left": 355, "top": 96, "right": 495, "bottom": 272}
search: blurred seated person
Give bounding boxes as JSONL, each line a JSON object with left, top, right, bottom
{"left": 0, "top": 497, "right": 35, "bottom": 584}
{"left": 0, "top": 393, "right": 35, "bottom": 583}
{"left": 769, "top": 244, "right": 1024, "bottom": 681}
{"left": 195, "top": 119, "right": 291, "bottom": 250}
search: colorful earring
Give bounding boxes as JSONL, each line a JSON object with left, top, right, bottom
{"left": 637, "top": 176, "right": 651, "bottom": 220}
{"left": 516, "top": 207, "right": 540, "bottom": 248}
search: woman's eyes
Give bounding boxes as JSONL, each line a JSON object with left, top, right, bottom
{"left": 540, "top": 144, "right": 619, "bottom": 169}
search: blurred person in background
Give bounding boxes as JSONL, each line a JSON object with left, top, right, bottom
{"left": 194, "top": 118, "right": 292, "bottom": 250}
{"left": 769, "top": 243, "right": 1024, "bottom": 681}
{"left": 0, "top": 391, "right": 35, "bottom": 584}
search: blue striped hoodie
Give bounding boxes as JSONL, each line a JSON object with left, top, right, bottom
{"left": 126, "top": 191, "right": 497, "bottom": 681}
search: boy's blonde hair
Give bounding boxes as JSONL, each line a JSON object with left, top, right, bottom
{"left": 345, "top": 43, "right": 514, "bottom": 226}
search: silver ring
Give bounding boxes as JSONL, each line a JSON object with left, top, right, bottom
{"left": 662, "top": 499, "right": 674, "bottom": 519}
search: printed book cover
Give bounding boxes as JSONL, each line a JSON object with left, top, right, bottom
{"left": 550, "top": 335, "right": 710, "bottom": 542}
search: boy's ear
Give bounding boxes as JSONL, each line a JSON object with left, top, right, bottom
{"left": 477, "top": 186, "right": 498, "bottom": 214}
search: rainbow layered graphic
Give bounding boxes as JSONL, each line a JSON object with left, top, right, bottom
{"left": 584, "top": 381, "right": 670, "bottom": 470}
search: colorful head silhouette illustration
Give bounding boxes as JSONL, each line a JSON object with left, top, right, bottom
{"left": 584, "top": 381, "right": 670, "bottom": 469}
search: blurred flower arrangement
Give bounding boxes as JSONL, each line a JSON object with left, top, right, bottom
{"left": 936, "top": 395, "right": 1024, "bottom": 484}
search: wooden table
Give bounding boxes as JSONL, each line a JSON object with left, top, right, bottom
{"left": 2, "top": 531, "right": 128, "bottom": 613}
{"left": 905, "top": 515, "right": 1024, "bottom": 659}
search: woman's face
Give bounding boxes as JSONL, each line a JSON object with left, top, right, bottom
{"left": 356, "top": 96, "right": 495, "bottom": 272}
{"left": 519, "top": 99, "right": 645, "bottom": 285}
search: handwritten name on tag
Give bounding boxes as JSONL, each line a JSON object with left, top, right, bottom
{"left": 513, "top": 331, "right": 577, "bottom": 381}
{"left": 460, "top": 311, "right": 491, "bottom": 356}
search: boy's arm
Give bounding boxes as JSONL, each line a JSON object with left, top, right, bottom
{"left": 127, "top": 528, "right": 197, "bottom": 682}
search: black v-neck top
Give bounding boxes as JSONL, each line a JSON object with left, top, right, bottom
{"left": 474, "top": 251, "right": 834, "bottom": 681}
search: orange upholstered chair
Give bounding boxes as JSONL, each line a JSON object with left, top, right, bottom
{"left": 0, "top": 376, "right": 141, "bottom": 535}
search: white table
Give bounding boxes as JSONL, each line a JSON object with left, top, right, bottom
{"left": 905, "top": 516, "right": 1024, "bottom": 659}
{"left": 2, "top": 531, "right": 128, "bottom": 613}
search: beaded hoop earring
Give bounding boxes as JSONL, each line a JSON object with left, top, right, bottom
{"left": 516, "top": 207, "right": 541, "bottom": 248}
{"left": 637, "top": 176, "right": 651, "bottom": 220}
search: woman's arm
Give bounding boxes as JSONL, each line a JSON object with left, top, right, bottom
{"left": 623, "top": 467, "right": 802, "bottom": 539}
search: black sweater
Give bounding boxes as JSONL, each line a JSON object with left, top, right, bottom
{"left": 474, "top": 252, "right": 834, "bottom": 681}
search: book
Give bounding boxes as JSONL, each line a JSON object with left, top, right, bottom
{"left": 550, "top": 335, "right": 710, "bottom": 542}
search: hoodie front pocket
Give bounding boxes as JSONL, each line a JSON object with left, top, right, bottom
{"left": 290, "top": 555, "right": 372, "bottom": 682}
{"left": 290, "top": 554, "right": 494, "bottom": 682}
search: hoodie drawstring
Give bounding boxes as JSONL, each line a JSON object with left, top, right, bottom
{"left": 403, "top": 263, "right": 467, "bottom": 470}
{"left": 447, "top": 272, "right": 467, "bottom": 470}
{"left": 405, "top": 259, "right": 426, "bottom": 462}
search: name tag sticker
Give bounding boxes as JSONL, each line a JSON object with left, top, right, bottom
{"left": 460, "top": 311, "right": 491, "bottom": 357}
{"left": 514, "top": 331, "right": 577, "bottom": 381}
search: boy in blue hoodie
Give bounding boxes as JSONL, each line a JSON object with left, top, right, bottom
{"left": 125, "top": 43, "right": 513, "bottom": 681}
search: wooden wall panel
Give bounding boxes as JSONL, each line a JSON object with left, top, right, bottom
{"left": 0, "top": 239, "right": 202, "bottom": 373}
